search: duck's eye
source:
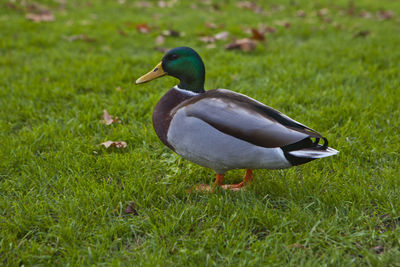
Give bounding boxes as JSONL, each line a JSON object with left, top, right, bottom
{"left": 169, "top": 54, "right": 179, "bottom": 60}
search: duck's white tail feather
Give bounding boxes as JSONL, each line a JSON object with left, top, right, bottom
{"left": 288, "top": 147, "right": 339, "bottom": 159}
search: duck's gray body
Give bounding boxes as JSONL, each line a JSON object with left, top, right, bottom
{"left": 153, "top": 86, "right": 338, "bottom": 174}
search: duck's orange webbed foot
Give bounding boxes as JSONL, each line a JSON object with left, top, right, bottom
{"left": 221, "top": 169, "right": 253, "bottom": 191}
{"left": 193, "top": 170, "right": 253, "bottom": 192}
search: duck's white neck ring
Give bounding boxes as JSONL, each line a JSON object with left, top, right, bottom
{"left": 173, "top": 85, "right": 200, "bottom": 96}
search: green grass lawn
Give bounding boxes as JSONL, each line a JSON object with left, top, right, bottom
{"left": 1, "top": 0, "right": 400, "bottom": 265}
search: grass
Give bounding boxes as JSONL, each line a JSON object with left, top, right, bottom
{"left": 1, "top": 0, "right": 400, "bottom": 265}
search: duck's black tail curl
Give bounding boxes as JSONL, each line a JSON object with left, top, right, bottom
{"left": 281, "top": 137, "right": 338, "bottom": 166}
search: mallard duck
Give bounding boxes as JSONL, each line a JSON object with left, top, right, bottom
{"left": 136, "top": 47, "right": 338, "bottom": 191}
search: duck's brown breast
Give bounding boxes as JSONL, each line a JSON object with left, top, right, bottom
{"left": 152, "top": 87, "right": 196, "bottom": 151}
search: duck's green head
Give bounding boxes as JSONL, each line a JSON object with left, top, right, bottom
{"left": 136, "top": 47, "right": 205, "bottom": 93}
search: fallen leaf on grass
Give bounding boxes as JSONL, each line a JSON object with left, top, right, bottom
{"left": 297, "top": 10, "right": 306, "bottom": 17}
{"left": 205, "top": 22, "right": 217, "bottom": 29}
{"left": 317, "top": 8, "right": 329, "bottom": 17}
{"left": 372, "top": 245, "right": 384, "bottom": 254}
{"left": 359, "top": 10, "right": 372, "bottom": 19}
{"left": 155, "top": 47, "right": 170, "bottom": 53}
{"left": 26, "top": 12, "right": 54, "bottom": 22}
{"left": 275, "top": 21, "right": 291, "bottom": 28}
{"left": 353, "top": 30, "right": 370, "bottom": 38}
{"left": 214, "top": 31, "right": 229, "bottom": 40}
{"left": 199, "top": 31, "right": 229, "bottom": 43}
{"left": 24, "top": 2, "right": 55, "bottom": 22}
{"left": 100, "top": 141, "right": 127, "bottom": 149}
{"left": 118, "top": 28, "right": 127, "bottom": 36}
{"left": 124, "top": 202, "right": 138, "bottom": 215}
{"left": 225, "top": 38, "right": 257, "bottom": 52}
{"left": 136, "top": 23, "right": 150, "bottom": 33}
{"left": 64, "top": 34, "right": 96, "bottom": 42}
{"left": 155, "top": 35, "right": 165, "bottom": 45}
{"left": 101, "top": 109, "right": 119, "bottom": 125}
{"left": 250, "top": 28, "right": 265, "bottom": 41}
{"left": 135, "top": 1, "right": 152, "bottom": 8}
{"left": 158, "top": 0, "right": 178, "bottom": 8}
{"left": 162, "top": 29, "right": 182, "bottom": 37}
{"left": 377, "top": 10, "right": 394, "bottom": 20}
{"left": 199, "top": 36, "right": 216, "bottom": 43}
{"left": 237, "top": 1, "right": 264, "bottom": 14}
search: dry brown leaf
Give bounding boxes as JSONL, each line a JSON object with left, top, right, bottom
{"left": 353, "top": 30, "right": 370, "bottom": 38}
{"left": 377, "top": 10, "right": 394, "bottom": 20}
{"left": 237, "top": 1, "right": 264, "bottom": 14}
{"left": 206, "top": 44, "right": 216, "bottom": 49}
{"left": 155, "top": 35, "right": 165, "bottom": 45}
{"left": 162, "top": 29, "right": 181, "bottom": 37}
{"left": 158, "top": 0, "right": 177, "bottom": 8}
{"left": 135, "top": 1, "right": 152, "bottom": 8}
{"left": 24, "top": 2, "right": 55, "bottom": 22}
{"left": 100, "top": 141, "right": 127, "bottom": 149}
{"left": 372, "top": 245, "right": 384, "bottom": 254}
{"left": 275, "top": 21, "right": 291, "bottom": 28}
{"left": 199, "top": 36, "right": 216, "bottom": 43}
{"left": 225, "top": 38, "right": 257, "bottom": 52}
{"left": 26, "top": 13, "right": 54, "bottom": 22}
{"left": 124, "top": 202, "right": 138, "bottom": 215}
{"left": 101, "top": 109, "right": 119, "bottom": 125}
{"left": 250, "top": 28, "right": 265, "bottom": 41}
{"left": 155, "top": 47, "right": 170, "bottom": 53}
{"left": 205, "top": 22, "right": 217, "bottom": 29}
{"left": 359, "top": 10, "right": 372, "bottom": 19}
{"left": 118, "top": 28, "right": 127, "bottom": 36}
{"left": 317, "top": 8, "right": 329, "bottom": 17}
{"left": 214, "top": 31, "right": 229, "bottom": 40}
{"left": 136, "top": 23, "right": 150, "bottom": 34}
{"left": 65, "top": 34, "right": 96, "bottom": 42}
{"left": 297, "top": 10, "right": 306, "bottom": 17}
{"left": 199, "top": 31, "right": 229, "bottom": 43}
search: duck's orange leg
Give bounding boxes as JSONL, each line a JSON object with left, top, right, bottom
{"left": 221, "top": 169, "right": 253, "bottom": 191}
{"left": 194, "top": 174, "right": 225, "bottom": 192}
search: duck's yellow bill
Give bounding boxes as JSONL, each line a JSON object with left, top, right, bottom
{"left": 135, "top": 62, "right": 166, "bottom": 84}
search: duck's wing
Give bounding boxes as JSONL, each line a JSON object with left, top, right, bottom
{"left": 173, "top": 89, "right": 323, "bottom": 148}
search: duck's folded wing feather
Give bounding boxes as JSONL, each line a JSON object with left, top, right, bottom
{"left": 176, "top": 89, "right": 322, "bottom": 148}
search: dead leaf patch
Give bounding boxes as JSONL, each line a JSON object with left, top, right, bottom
{"left": 297, "top": 10, "right": 306, "bottom": 17}
{"left": 377, "top": 10, "right": 394, "bottom": 20}
{"left": 225, "top": 38, "right": 257, "bottom": 52}
{"left": 155, "top": 47, "right": 170, "bottom": 53}
{"left": 237, "top": 1, "right": 264, "bottom": 14}
{"left": 124, "top": 202, "right": 138, "bottom": 215}
{"left": 205, "top": 22, "right": 217, "bottom": 29}
{"left": 25, "top": 2, "right": 55, "bottom": 22}
{"left": 101, "top": 109, "right": 119, "bottom": 125}
{"left": 372, "top": 245, "right": 384, "bottom": 254}
{"left": 162, "top": 29, "right": 182, "bottom": 37}
{"left": 353, "top": 30, "right": 370, "bottom": 38}
{"left": 26, "top": 13, "right": 54, "bottom": 22}
{"left": 64, "top": 34, "right": 96, "bottom": 42}
{"left": 155, "top": 35, "right": 165, "bottom": 45}
{"left": 250, "top": 28, "right": 265, "bottom": 41}
{"left": 214, "top": 31, "right": 229, "bottom": 40}
{"left": 199, "top": 31, "right": 229, "bottom": 43}
{"left": 136, "top": 23, "right": 150, "bottom": 34}
{"left": 100, "top": 141, "right": 127, "bottom": 149}
{"left": 135, "top": 1, "right": 152, "bottom": 8}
